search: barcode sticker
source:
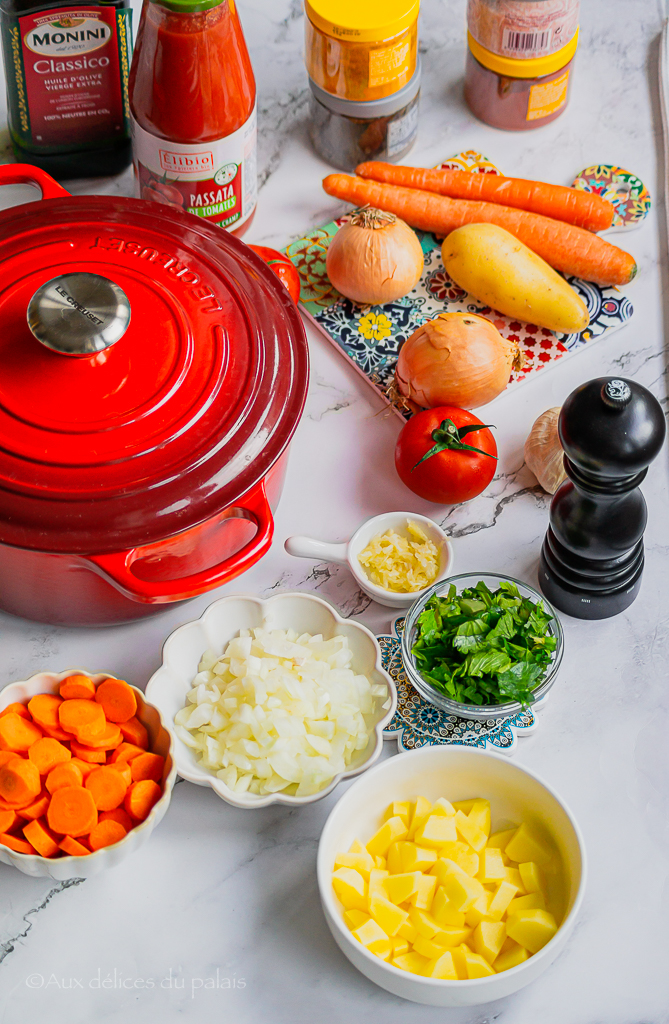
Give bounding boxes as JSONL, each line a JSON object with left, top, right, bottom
{"left": 501, "top": 27, "right": 553, "bottom": 55}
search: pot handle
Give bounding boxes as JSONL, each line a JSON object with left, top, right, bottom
{"left": 86, "top": 483, "right": 274, "bottom": 603}
{"left": 0, "top": 163, "right": 71, "bottom": 200}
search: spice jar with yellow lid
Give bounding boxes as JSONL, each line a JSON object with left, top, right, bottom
{"left": 465, "top": 28, "right": 578, "bottom": 130}
{"left": 304, "top": 0, "right": 419, "bottom": 102}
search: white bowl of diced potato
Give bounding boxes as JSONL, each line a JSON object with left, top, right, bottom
{"left": 317, "top": 746, "right": 585, "bottom": 1006}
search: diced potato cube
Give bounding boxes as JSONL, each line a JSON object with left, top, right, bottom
{"left": 463, "top": 948, "right": 497, "bottom": 978}
{"left": 450, "top": 943, "right": 471, "bottom": 980}
{"left": 467, "top": 799, "right": 491, "bottom": 837}
{"left": 392, "top": 951, "right": 429, "bottom": 974}
{"left": 415, "top": 814, "right": 458, "bottom": 847}
{"left": 506, "top": 909, "right": 558, "bottom": 953}
{"left": 473, "top": 921, "right": 506, "bottom": 964}
{"left": 465, "top": 892, "right": 495, "bottom": 928}
{"left": 352, "top": 917, "right": 390, "bottom": 955}
{"left": 494, "top": 939, "right": 529, "bottom": 973}
{"left": 333, "top": 867, "right": 367, "bottom": 911}
{"left": 374, "top": 856, "right": 386, "bottom": 869}
{"left": 432, "top": 886, "right": 466, "bottom": 928}
{"left": 411, "top": 873, "right": 437, "bottom": 911}
{"left": 396, "top": 919, "right": 418, "bottom": 942}
{"left": 368, "top": 868, "right": 389, "bottom": 900}
{"left": 408, "top": 796, "right": 432, "bottom": 840}
{"left": 435, "top": 842, "right": 479, "bottom": 877}
{"left": 376, "top": 940, "right": 393, "bottom": 961}
{"left": 384, "top": 800, "right": 411, "bottom": 824}
{"left": 399, "top": 841, "right": 437, "bottom": 873}
{"left": 489, "top": 880, "right": 519, "bottom": 920}
{"left": 413, "top": 934, "right": 450, "bottom": 960}
{"left": 343, "top": 909, "right": 369, "bottom": 931}
{"left": 392, "top": 937, "right": 409, "bottom": 957}
{"left": 422, "top": 950, "right": 458, "bottom": 980}
{"left": 519, "top": 861, "right": 546, "bottom": 896}
{"left": 387, "top": 842, "right": 403, "bottom": 875}
{"left": 349, "top": 839, "right": 365, "bottom": 854}
{"left": 504, "top": 867, "right": 527, "bottom": 894}
{"left": 334, "top": 850, "right": 375, "bottom": 878}
{"left": 431, "top": 797, "right": 456, "bottom": 817}
{"left": 506, "top": 892, "right": 546, "bottom": 917}
{"left": 367, "top": 816, "right": 408, "bottom": 857}
{"left": 408, "top": 906, "right": 439, "bottom": 938}
{"left": 369, "top": 892, "right": 409, "bottom": 936}
{"left": 486, "top": 827, "right": 517, "bottom": 851}
{"left": 383, "top": 871, "right": 422, "bottom": 905}
{"left": 455, "top": 810, "right": 488, "bottom": 852}
{"left": 504, "top": 823, "right": 552, "bottom": 866}
{"left": 438, "top": 859, "right": 485, "bottom": 911}
{"left": 477, "top": 847, "right": 506, "bottom": 883}
{"left": 431, "top": 924, "right": 471, "bottom": 947}
{"left": 452, "top": 800, "right": 476, "bottom": 814}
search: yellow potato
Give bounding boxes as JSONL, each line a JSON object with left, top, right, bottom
{"left": 441, "top": 223, "right": 590, "bottom": 333}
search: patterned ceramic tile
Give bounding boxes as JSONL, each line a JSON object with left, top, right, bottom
{"left": 572, "top": 164, "right": 651, "bottom": 230}
{"left": 380, "top": 617, "right": 545, "bottom": 756}
{"left": 286, "top": 153, "right": 635, "bottom": 421}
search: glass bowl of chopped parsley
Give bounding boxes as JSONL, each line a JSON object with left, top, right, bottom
{"left": 401, "top": 573, "right": 564, "bottom": 720}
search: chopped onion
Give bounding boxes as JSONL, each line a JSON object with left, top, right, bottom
{"left": 175, "top": 627, "right": 390, "bottom": 797}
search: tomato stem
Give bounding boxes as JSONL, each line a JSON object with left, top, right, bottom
{"left": 412, "top": 418, "right": 498, "bottom": 471}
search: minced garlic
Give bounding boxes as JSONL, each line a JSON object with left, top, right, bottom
{"left": 357, "top": 521, "right": 440, "bottom": 593}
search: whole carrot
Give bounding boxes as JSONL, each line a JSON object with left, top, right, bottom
{"left": 322, "top": 174, "right": 636, "bottom": 287}
{"left": 356, "top": 162, "right": 615, "bottom": 232}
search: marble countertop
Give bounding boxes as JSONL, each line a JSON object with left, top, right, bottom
{"left": 0, "top": 0, "right": 668, "bottom": 1020}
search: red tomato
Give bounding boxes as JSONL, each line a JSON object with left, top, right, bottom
{"left": 248, "top": 245, "right": 301, "bottom": 305}
{"left": 395, "top": 406, "right": 498, "bottom": 504}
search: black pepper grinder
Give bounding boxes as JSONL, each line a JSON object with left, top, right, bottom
{"left": 539, "top": 376, "right": 665, "bottom": 619}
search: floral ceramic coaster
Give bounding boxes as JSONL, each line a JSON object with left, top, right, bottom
{"left": 572, "top": 164, "right": 651, "bottom": 230}
{"left": 379, "top": 617, "right": 544, "bottom": 755}
{"left": 286, "top": 152, "right": 634, "bottom": 422}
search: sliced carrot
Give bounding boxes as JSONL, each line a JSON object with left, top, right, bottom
{"left": 59, "top": 675, "right": 96, "bottom": 700}
{"left": 321, "top": 174, "right": 638, "bottom": 287}
{"left": 17, "top": 790, "right": 50, "bottom": 821}
{"left": 0, "top": 713, "right": 43, "bottom": 753}
{"left": 110, "top": 742, "right": 145, "bottom": 764}
{"left": 100, "top": 807, "right": 133, "bottom": 831}
{"left": 47, "top": 786, "right": 97, "bottom": 837}
{"left": 70, "top": 756, "right": 97, "bottom": 779}
{"left": 28, "top": 737, "right": 71, "bottom": 775}
{"left": 94, "top": 679, "right": 137, "bottom": 723}
{"left": 0, "top": 702, "right": 30, "bottom": 720}
{"left": 88, "top": 819, "right": 127, "bottom": 850}
{"left": 45, "top": 761, "right": 83, "bottom": 794}
{"left": 59, "top": 835, "right": 91, "bottom": 857}
{"left": 130, "top": 752, "right": 165, "bottom": 784}
{"left": 85, "top": 766, "right": 128, "bottom": 811}
{"left": 125, "top": 779, "right": 161, "bottom": 821}
{"left": 78, "top": 722, "right": 122, "bottom": 750}
{"left": 0, "top": 751, "right": 16, "bottom": 768}
{"left": 0, "top": 757, "right": 40, "bottom": 804}
{"left": 0, "top": 832, "right": 36, "bottom": 855}
{"left": 119, "top": 716, "right": 149, "bottom": 749}
{"left": 27, "top": 694, "right": 63, "bottom": 732}
{"left": 70, "top": 740, "right": 106, "bottom": 764}
{"left": 113, "top": 761, "right": 132, "bottom": 787}
{"left": 0, "top": 808, "right": 17, "bottom": 832}
{"left": 22, "top": 818, "right": 60, "bottom": 858}
{"left": 58, "top": 699, "right": 106, "bottom": 741}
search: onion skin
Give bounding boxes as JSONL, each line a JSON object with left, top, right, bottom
{"left": 396, "top": 312, "right": 519, "bottom": 410}
{"left": 326, "top": 212, "right": 424, "bottom": 305}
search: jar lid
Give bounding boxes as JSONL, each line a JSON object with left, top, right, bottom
{"left": 467, "top": 27, "right": 579, "bottom": 78}
{"left": 0, "top": 194, "right": 308, "bottom": 554}
{"left": 308, "top": 57, "right": 421, "bottom": 117}
{"left": 305, "top": 0, "right": 419, "bottom": 43}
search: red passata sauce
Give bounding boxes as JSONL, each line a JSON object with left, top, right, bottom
{"left": 129, "top": 0, "right": 257, "bottom": 235}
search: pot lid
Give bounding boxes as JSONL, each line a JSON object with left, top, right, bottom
{"left": 0, "top": 194, "right": 308, "bottom": 553}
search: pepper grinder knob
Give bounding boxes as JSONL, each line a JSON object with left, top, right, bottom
{"left": 27, "top": 272, "right": 131, "bottom": 357}
{"left": 600, "top": 378, "right": 632, "bottom": 409}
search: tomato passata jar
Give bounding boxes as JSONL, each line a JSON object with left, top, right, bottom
{"left": 395, "top": 406, "right": 498, "bottom": 505}
{"left": 129, "top": 0, "right": 257, "bottom": 235}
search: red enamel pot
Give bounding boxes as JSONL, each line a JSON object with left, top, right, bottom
{"left": 0, "top": 165, "right": 309, "bottom": 626}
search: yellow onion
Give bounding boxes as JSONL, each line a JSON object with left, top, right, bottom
{"left": 396, "top": 312, "right": 520, "bottom": 410}
{"left": 326, "top": 207, "right": 424, "bottom": 305}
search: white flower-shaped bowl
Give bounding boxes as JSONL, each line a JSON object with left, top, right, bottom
{"left": 0, "top": 670, "right": 176, "bottom": 880}
{"left": 145, "top": 592, "right": 397, "bottom": 809}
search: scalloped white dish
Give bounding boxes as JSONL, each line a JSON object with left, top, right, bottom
{"left": 146, "top": 592, "right": 397, "bottom": 808}
{"left": 0, "top": 670, "right": 176, "bottom": 879}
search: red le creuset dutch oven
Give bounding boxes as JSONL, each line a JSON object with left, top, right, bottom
{"left": 0, "top": 164, "right": 309, "bottom": 626}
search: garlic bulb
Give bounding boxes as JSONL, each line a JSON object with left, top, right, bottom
{"left": 524, "top": 407, "right": 566, "bottom": 494}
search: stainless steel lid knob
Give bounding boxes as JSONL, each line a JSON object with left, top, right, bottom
{"left": 27, "top": 272, "right": 131, "bottom": 357}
